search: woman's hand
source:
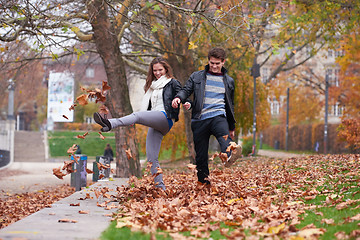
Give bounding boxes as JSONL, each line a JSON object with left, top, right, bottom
{"left": 172, "top": 98, "right": 181, "bottom": 108}
{"left": 183, "top": 102, "right": 191, "bottom": 110}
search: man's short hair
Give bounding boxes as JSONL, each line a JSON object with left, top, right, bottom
{"left": 208, "top": 47, "right": 226, "bottom": 61}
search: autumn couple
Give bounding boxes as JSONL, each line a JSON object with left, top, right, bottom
{"left": 93, "top": 47, "right": 242, "bottom": 190}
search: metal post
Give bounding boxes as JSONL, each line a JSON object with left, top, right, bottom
{"left": 7, "top": 79, "right": 15, "bottom": 120}
{"left": 251, "top": 62, "right": 260, "bottom": 156}
{"left": 285, "top": 88, "right": 290, "bottom": 151}
{"left": 324, "top": 74, "right": 329, "bottom": 154}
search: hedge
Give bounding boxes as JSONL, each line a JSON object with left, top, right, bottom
{"left": 261, "top": 123, "right": 350, "bottom": 154}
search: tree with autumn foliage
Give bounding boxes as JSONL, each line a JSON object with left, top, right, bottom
{"left": 1, "top": 0, "right": 360, "bottom": 177}
{"left": 333, "top": 28, "right": 360, "bottom": 152}
{"left": 0, "top": 41, "right": 46, "bottom": 129}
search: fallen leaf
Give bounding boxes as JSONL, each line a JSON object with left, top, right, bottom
{"left": 187, "top": 164, "right": 196, "bottom": 170}
{"left": 350, "top": 213, "right": 360, "bottom": 221}
{"left": 297, "top": 228, "right": 325, "bottom": 238}
{"left": 267, "top": 222, "right": 285, "bottom": 234}
{"left": 321, "top": 218, "right": 335, "bottom": 224}
{"left": 58, "top": 219, "right": 77, "bottom": 223}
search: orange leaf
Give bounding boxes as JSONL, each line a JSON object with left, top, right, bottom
{"left": 69, "top": 104, "right": 77, "bottom": 111}
{"left": 99, "top": 105, "right": 109, "bottom": 115}
{"left": 67, "top": 144, "right": 78, "bottom": 154}
{"left": 102, "top": 81, "right": 111, "bottom": 91}
{"left": 76, "top": 94, "right": 89, "bottom": 106}
{"left": 98, "top": 132, "right": 106, "bottom": 140}
{"left": 52, "top": 167, "right": 67, "bottom": 179}
{"left": 125, "top": 148, "right": 132, "bottom": 159}
{"left": 219, "top": 152, "right": 228, "bottom": 163}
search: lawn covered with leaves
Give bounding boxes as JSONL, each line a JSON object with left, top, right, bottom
{"left": 0, "top": 184, "right": 75, "bottom": 229}
{"left": 100, "top": 154, "right": 360, "bottom": 240}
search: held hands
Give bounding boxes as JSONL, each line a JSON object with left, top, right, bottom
{"left": 183, "top": 102, "right": 191, "bottom": 110}
{"left": 172, "top": 97, "right": 191, "bottom": 110}
{"left": 172, "top": 98, "right": 181, "bottom": 108}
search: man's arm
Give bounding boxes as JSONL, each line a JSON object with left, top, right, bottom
{"left": 172, "top": 73, "right": 195, "bottom": 108}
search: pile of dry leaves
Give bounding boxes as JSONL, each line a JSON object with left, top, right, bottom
{"left": 0, "top": 184, "right": 75, "bottom": 229}
{"left": 110, "top": 154, "right": 360, "bottom": 239}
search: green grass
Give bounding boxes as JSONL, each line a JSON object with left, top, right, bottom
{"left": 100, "top": 221, "right": 172, "bottom": 240}
{"left": 48, "top": 131, "right": 115, "bottom": 157}
{"left": 101, "top": 221, "right": 246, "bottom": 240}
{"left": 297, "top": 175, "right": 360, "bottom": 240}
{"left": 47, "top": 131, "right": 187, "bottom": 161}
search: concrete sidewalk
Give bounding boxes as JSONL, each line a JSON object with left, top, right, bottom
{"left": 258, "top": 149, "right": 308, "bottom": 159}
{"left": 0, "top": 178, "right": 128, "bottom": 240}
{"left": 0, "top": 160, "right": 115, "bottom": 197}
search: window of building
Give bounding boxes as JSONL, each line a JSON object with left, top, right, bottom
{"left": 261, "top": 67, "right": 268, "bottom": 83}
{"left": 85, "top": 116, "right": 94, "bottom": 124}
{"left": 326, "top": 68, "right": 333, "bottom": 84}
{"left": 269, "top": 97, "right": 280, "bottom": 115}
{"left": 328, "top": 49, "right": 333, "bottom": 57}
{"left": 334, "top": 69, "right": 340, "bottom": 87}
{"left": 331, "top": 102, "right": 344, "bottom": 117}
{"left": 86, "top": 67, "right": 94, "bottom": 78}
{"left": 326, "top": 68, "right": 340, "bottom": 86}
{"left": 335, "top": 49, "right": 345, "bottom": 57}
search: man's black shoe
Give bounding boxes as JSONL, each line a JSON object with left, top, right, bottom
{"left": 93, "top": 112, "right": 112, "bottom": 132}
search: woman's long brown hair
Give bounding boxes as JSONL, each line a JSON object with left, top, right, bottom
{"left": 144, "top": 57, "right": 174, "bottom": 92}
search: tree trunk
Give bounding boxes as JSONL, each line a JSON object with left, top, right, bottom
{"left": 87, "top": 0, "right": 141, "bottom": 177}
{"left": 168, "top": 55, "right": 196, "bottom": 163}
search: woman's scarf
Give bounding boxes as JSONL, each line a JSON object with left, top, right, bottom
{"left": 140, "top": 75, "right": 171, "bottom": 111}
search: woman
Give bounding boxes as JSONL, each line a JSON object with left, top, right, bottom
{"left": 103, "top": 143, "right": 114, "bottom": 162}
{"left": 93, "top": 57, "right": 190, "bottom": 190}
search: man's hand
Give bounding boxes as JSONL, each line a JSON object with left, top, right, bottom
{"left": 183, "top": 102, "right": 191, "bottom": 110}
{"left": 229, "top": 130, "right": 235, "bottom": 140}
{"left": 172, "top": 98, "right": 181, "bottom": 108}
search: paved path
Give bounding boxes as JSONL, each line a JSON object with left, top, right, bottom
{"left": 258, "top": 149, "right": 308, "bottom": 159}
{"left": 0, "top": 178, "right": 128, "bottom": 240}
{"left": 0, "top": 160, "right": 116, "bottom": 197}
{"left": 0, "top": 150, "right": 306, "bottom": 239}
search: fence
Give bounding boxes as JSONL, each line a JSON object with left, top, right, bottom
{"left": 0, "top": 120, "right": 15, "bottom": 168}
{"left": 261, "top": 123, "right": 349, "bottom": 154}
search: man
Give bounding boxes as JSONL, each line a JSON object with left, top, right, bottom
{"left": 172, "top": 47, "right": 241, "bottom": 185}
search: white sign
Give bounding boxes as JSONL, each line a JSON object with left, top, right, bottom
{"left": 47, "top": 71, "right": 74, "bottom": 122}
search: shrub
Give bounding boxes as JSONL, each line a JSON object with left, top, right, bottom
{"left": 337, "top": 118, "right": 360, "bottom": 153}
{"left": 241, "top": 136, "right": 255, "bottom": 156}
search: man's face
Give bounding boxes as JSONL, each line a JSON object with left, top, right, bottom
{"left": 208, "top": 57, "right": 225, "bottom": 73}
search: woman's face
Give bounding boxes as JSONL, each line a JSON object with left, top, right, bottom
{"left": 153, "top": 63, "right": 167, "bottom": 80}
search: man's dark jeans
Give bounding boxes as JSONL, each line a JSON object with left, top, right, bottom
{"left": 191, "top": 115, "right": 232, "bottom": 183}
